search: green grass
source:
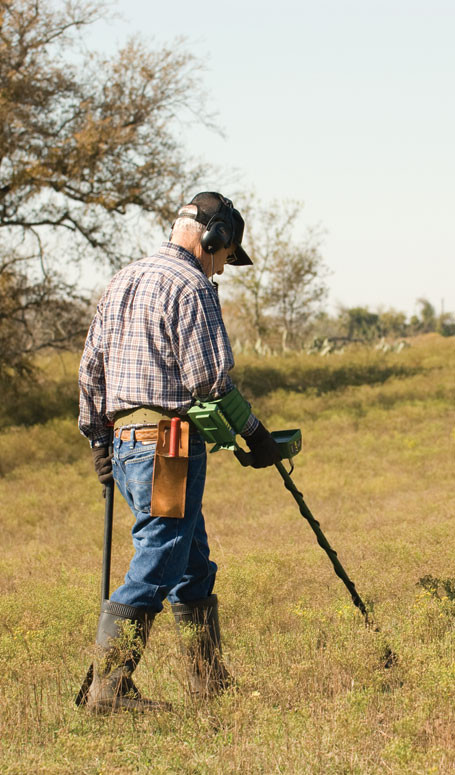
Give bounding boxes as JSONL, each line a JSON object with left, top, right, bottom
{"left": 0, "top": 334, "right": 454, "bottom": 774}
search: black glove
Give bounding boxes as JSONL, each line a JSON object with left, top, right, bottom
{"left": 235, "top": 421, "right": 282, "bottom": 469}
{"left": 91, "top": 446, "right": 113, "bottom": 487}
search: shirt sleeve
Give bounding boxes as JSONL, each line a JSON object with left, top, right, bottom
{"left": 240, "top": 412, "right": 260, "bottom": 436}
{"left": 170, "top": 286, "right": 259, "bottom": 434}
{"left": 78, "top": 302, "right": 110, "bottom": 447}
{"left": 171, "top": 287, "right": 234, "bottom": 399}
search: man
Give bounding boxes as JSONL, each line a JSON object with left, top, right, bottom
{"left": 78, "top": 192, "right": 281, "bottom": 713}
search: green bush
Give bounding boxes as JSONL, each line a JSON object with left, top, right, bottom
{"left": 0, "top": 352, "right": 79, "bottom": 429}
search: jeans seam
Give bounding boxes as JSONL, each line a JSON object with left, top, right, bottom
{"left": 194, "top": 536, "right": 212, "bottom": 580}
{"left": 153, "top": 522, "right": 180, "bottom": 598}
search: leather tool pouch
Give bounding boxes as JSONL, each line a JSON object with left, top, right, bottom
{"left": 151, "top": 420, "right": 189, "bottom": 518}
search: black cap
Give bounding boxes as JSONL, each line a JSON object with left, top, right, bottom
{"left": 178, "top": 191, "right": 252, "bottom": 266}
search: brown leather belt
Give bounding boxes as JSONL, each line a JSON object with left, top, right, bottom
{"left": 114, "top": 427, "right": 159, "bottom": 442}
{"left": 113, "top": 407, "right": 198, "bottom": 434}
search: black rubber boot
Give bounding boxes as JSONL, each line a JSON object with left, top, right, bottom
{"left": 86, "top": 600, "right": 171, "bottom": 714}
{"left": 171, "top": 594, "right": 233, "bottom": 697}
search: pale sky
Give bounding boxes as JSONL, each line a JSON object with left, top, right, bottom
{"left": 86, "top": 0, "right": 455, "bottom": 317}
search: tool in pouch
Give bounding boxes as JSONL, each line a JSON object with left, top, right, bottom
{"left": 187, "top": 389, "right": 397, "bottom": 667}
{"left": 151, "top": 417, "right": 190, "bottom": 519}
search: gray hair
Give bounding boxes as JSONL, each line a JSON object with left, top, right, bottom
{"left": 171, "top": 217, "right": 205, "bottom": 237}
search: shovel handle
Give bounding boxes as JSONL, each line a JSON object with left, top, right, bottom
{"left": 101, "top": 425, "right": 114, "bottom": 604}
{"left": 76, "top": 425, "right": 114, "bottom": 707}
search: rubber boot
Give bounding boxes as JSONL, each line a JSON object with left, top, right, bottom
{"left": 171, "top": 594, "right": 233, "bottom": 697}
{"left": 86, "top": 600, "right": 171, "bottom": 714}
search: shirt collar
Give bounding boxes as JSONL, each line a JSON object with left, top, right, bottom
{"left": 158, "top": 241, "right": 203, "bottom": 273}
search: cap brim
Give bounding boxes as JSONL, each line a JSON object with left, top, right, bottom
{"left": 227, "top": 244, "right": 253, "bottom": 266}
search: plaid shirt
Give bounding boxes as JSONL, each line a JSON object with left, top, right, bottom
{"left": 78, "top": 242, "right": 258, "bottom": 446}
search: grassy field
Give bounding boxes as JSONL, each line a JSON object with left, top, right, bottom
{"left": 0, "top": 335, "right": 454, "bottom": 774}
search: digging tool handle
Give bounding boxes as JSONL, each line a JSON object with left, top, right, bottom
{"left": 168, "top": 417, "right": 181, "bottom": 458}
{"left": 101, "top": 428, "right": 114, "bottom": 604}
{"left": 75, "top": 426, "right": 114, "bottom": 707}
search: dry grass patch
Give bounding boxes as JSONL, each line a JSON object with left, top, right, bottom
{"left": 0, "top": 335, "right": 454, "bottom": 774}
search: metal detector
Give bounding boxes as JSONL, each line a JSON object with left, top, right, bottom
{"left": 187, "top": 396, "right": 389, "bottom": 639}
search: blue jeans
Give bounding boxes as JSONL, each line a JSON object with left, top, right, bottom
{"left": 110, "top": 429, "right": 217, "bottom": 612}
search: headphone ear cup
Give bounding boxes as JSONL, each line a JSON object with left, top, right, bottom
{"left": 201, "top": 220, "right": 231, "bottom": 253}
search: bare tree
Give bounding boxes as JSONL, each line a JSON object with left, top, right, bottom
{"left": 0, "top": 0, "right": 213, "bottom": 380}
{"left": 267, "top": 222, "right": 327, "bottom": 350}
{"left": 226, "top": 196, "right": 328, "bottom": 351}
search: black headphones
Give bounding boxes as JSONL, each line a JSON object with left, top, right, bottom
{"left": 200, "top": 209, "right": 235, "bottom": 254}
{"left": 176, "top": 197, "right": 235, "bottom": 254}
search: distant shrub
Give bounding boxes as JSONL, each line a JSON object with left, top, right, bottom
{"left": 0, "top": 373, "right": 78, "bottom": 428}
{"left": 232, "top": 352, "right": 420, "bottom": 399}
{"left": 0, "top": 351, "right": 79, "bottom": 428}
